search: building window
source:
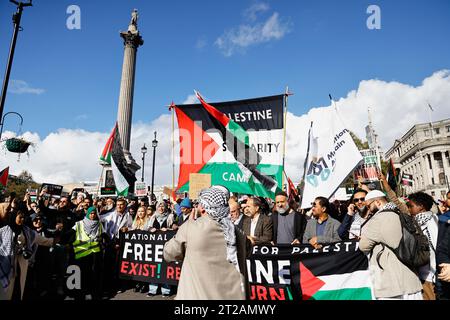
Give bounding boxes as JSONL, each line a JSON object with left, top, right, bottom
{"left": 431, "top": 191, "right": 436, "bottom": 197}
{"left": 446, "top": 151, "right": 450, "bottom": 167}
{"left": 428, "top": 154, "right": 432, "bottom": 170}
{"left": 434, "top": 152, "right": 444, "bottom": 169}
{"left": 432, "top": 177, "right": 435, "bottom": 185}
{"left": 424, "top": 130, "right": 429, "bottom": 137}
{"left": 434, "top": 128, "right": 440, "bottom": 135}
{"left": 447, "top": 125, "right": 450, "bottom": 133}
{"left": 439, "top": 173, "right": 446, "bottom": 185}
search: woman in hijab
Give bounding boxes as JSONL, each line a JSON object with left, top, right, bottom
{"left": 145, "top": 201, "right": 178, "bottom": 297}
{"left": 0, "top": 210, "right": 54, "bottom": 300}
{"left": 72, "top": 206, "right": 103, "bottom": 300}
{"left": 164, "top": 185, "right": 249, "bottom": 300}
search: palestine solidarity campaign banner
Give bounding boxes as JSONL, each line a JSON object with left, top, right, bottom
{"left": 118, "top": 230, "right": 181, "bottom": 285}
{"left": 174, "top": 93, "right": 285, "bottom": 198}
{"left": 247, "top": 241, "right": 373, "bottom": 300}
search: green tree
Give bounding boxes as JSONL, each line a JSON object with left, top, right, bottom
{"left": 4, "top": 170, "right": 40, "bottom": 200}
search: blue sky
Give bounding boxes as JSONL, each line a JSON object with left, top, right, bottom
{"left": 1, "top": 0, "right": 449, "bottom": 138}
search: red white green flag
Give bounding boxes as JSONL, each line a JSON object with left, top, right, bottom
{"left": 173, "top": 92, "right": 285, "bottom": 198}
{"left": 0, "top": 166, "right": 9, "bottom": 188}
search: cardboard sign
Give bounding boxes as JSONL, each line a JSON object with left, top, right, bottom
{"left": 134, "top": 182, "right": 147, "bottom": 197}
{"left": 188, "top": 173, "right": 211, "bottom": 199}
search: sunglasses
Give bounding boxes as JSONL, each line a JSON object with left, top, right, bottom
{"left": 353, "top": 197, "right": 365, "bottom": 203}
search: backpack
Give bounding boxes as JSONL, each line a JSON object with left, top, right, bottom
{"left": 376, "top": 207, "right": 430, "bottom": 273}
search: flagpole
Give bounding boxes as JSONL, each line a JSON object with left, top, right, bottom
{"left": 301, "top": 121, "right": 313, "bottom": 199}
{"left": 282, "top": 86, "right": 290, "bottom": 191}
{"left": 172, "top": 103, "right": 175, "bottom": 201}
{"left": 427, "top": 102, "right": 434, "bottom": 139}
{"left": 97, "top": 165, "right": 104, "bottom": 197}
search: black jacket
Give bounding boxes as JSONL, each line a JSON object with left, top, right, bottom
{"left": 271, "top": 210, "right": 307, "bottom": 244}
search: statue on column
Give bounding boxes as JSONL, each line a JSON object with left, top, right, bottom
{"left": 128, "top": 9, "right": 138, "bottom": 33}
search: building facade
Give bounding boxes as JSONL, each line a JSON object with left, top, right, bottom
{"left": 385, "top": 118, "right": 450, "bottom": 199}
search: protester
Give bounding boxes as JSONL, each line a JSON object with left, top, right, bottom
{"left": 100, "top": 197, "right": 133, "bottom": 297}
{"left": 303, "top": 197, "right": 341, "bottom": 248}
{"left": 241, "top": 197, "right": 273, "bottom": 245}
{"left": 359, "top": 190, "right": 423, "bottom": 300}
{"left": 131, "top": 206, "right": 148, "bottom": 231}
{"left": 338, "top": 189, "right": 369, "bottom": 240}
{"left": 436, "top": 213, "right": 450, "bottom": 299}
{"left": 72, "top": 206, "right": 103, "bottom": 300}
{"left": 405, "top": 192, "right": 438, "bottom": 300}
{"left": 146, "top": 201, "right": 178, "bottom": 297}
{"left": 229, "top": 199, "right": 243, "bottom": 227}
{"left": 164, "top": 186, "right": 249, "bottom": 299}
{"left": 0, "top": 210, "right": 55, "bottom": 300}
{"left": 271, "top": 191, "right": 307, "bottom": 245}
{"left": 177, "top": 198, "right": 192, "bottom": 226}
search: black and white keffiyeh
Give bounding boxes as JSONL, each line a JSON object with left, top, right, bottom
{"left": 198, "top": 186, "right": 239, "bottom": 271}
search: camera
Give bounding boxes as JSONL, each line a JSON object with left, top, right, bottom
{"left": 19, "top": 247, "right": 33, "bottom": 260}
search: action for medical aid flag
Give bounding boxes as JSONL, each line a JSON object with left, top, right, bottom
{"left": 301, "top": 108, "right": 363, "bottom": 208}
{"left": 173, "top": 93, "right": 285, "bottom": 198}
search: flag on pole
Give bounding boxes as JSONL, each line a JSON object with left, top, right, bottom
{"left": 386, "top": 158, "right": 398, "bottom": 192}
{"left": 173, "top": 93, "right": 285, "bottom": 198}
{"left": 401, "top": 173, "right": 413, "bottom": 187}
{"left": 300, "top": 109, "right": 363, "bottom": 209}
{"left": 284, "top": 170, "right": 298, "bottom": 203}
{"left": 0, "top": 167, "right": 9, "bottom": 188}
{"left": 428, "top": 103, "right": 434, "bottom": 112}
{"left": 100, "top": 123, "right": 136, "bottom": 196}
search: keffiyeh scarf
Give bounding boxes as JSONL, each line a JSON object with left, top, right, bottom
{"left": 198, "top": 186, "right": 239, "bottom": 271}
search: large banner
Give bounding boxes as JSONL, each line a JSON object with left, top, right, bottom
{"left": 301, "top": 109, "right": 363, "bottom": 208}
{"left": 174, "top": 94, "right": 285, "bottom": 198}
{"left": 118, "top": 234, "right": 373, "bottom": 300}
{"left": 118, "top": 230, "right": 181, "bottom": 285}
{"left": 247, "top": 241, "right": 373, "bottom": 300}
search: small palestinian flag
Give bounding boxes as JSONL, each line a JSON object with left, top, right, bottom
{"left": 284, "top": 171, "right": 298, "bottom": 203}
{"left": 0, "top": 166, "right": 9, "bottom": 188}
{"left": 174, "top": 92, "right": 285, "bottom": 198}
{"left": 386, "top": 158, "right": 398, "bottom": 192}
{"left": 100, "top": 123, "right": 136, "bottom": 196}
{"left": 299, "top": 243, "right": 373, "bottom": 300}
{"left": 401, "top": 173, "right": 413, "bottom": 187}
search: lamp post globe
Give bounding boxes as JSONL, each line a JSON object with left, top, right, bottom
{"left": 140, "top": 144, "right": 147, "bottom": 182}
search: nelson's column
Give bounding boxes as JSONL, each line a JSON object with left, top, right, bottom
{"left": 101, "top": 9, "right": 143, "bottom": 194}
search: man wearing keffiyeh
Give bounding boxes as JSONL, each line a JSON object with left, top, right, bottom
{"left": 164, "top": 185, "right": 249, "bottom": 300}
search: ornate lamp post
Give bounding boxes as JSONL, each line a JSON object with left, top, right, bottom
{"left": 140, "top": 143, "right": 147, "bottom": 182}
{"left": 150, "top": 131, "right": 158, "bottom": 203}
{"left": 0, "top": 1, "right": 33, "bottom": 123}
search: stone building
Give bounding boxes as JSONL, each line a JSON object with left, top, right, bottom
{"left": 385, "top": 118, "right": 450, "bottom": 199}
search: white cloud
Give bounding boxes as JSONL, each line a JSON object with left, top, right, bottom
{"left": 215, "top": 12, "right": 291, "bottom": 57}
{"left": 1, "top": 70, "right": 449, "bottom": 187}
{"left": 182, "top": 94, "right": 197, "bottom": 104}
{"left": 243, "top": 2, "right": 270, "bottom": 21}
{"left": 8, "top": 80, "right": 45, "bottom": 95}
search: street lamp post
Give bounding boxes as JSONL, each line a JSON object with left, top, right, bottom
{"left": 140, "top": 144, "right": 147, "bottom": 182}
{"left": 150, "top": 131, "right": 158, "bottom": 203}
{"left": 0, "top": 1, "right": 33, "bottom": 123}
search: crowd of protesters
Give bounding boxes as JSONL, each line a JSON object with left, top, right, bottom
{"left": 1, "top": 172, "right": 450, "bottom": 300}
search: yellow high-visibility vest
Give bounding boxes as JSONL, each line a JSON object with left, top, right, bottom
{"left": 73, "top": 220, "right": 102, "bottom": 260}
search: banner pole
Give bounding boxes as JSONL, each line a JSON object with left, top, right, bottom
{"left": 282, "top": 86, "right": 289, "bottom": 191}
{"left": 97, "top": 165, "right": 104, "bottom": 197}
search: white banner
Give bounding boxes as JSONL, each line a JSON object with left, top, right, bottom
{"left": 301, "top": 109, "right": 363, "bottom": 209}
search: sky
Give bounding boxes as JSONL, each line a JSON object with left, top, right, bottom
{"left": 0, "top": 0, "right": 449, "bottom": 186}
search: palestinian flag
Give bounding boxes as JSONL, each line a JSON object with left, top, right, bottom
{"left": 174, "top": 93, "right": 285, "bottom": 198}
{"left": 284, "top": 171, "right": 298, "bottom": 203}
{"left": 299, "top": 243, "right": 373, "bottom": 300}
{"left": 100, "top": 123, "right": 136, "bottom": 196}
{"left": 401, "top": 173, "right": 413, "bottom": 186}
{"left": 386, "top": 158, "right": 399, "bottom": 192}
{"left": 0, "top": 166, "right": 9, "bottom": 188}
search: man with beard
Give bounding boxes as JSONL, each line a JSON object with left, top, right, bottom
{"left": 338, "top": 189, "right": 369, "bottom": 240}
{"left": 359, "top": 190, "right": 423, "bottom": 300}
{"left": 271, "top": 191, "right": 307, "bottom": 245}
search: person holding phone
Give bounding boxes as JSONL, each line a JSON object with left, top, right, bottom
{"left": 338, "top": 189, "right": 369, "bottom": 240}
